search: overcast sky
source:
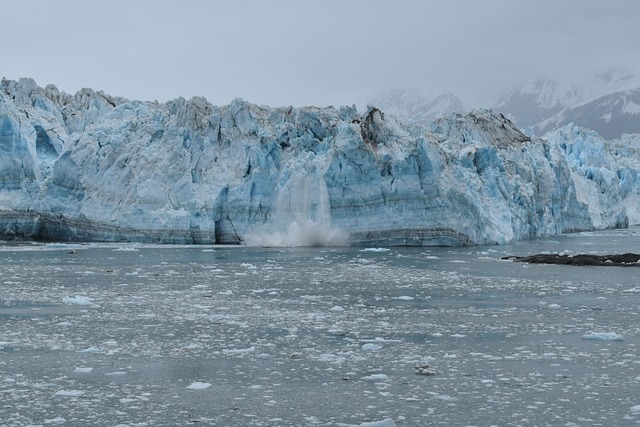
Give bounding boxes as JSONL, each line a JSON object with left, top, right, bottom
{"left": 3, "top": 0, "right": 640, "bottom": 108}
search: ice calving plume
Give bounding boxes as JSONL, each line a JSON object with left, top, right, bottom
{"left": 243, "top": 164, "right": 348, "bottom": 247}
{"left": 244, "top": 216, "right": 348, "bottom": 247}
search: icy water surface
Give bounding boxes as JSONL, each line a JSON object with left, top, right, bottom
{"left": 1, "top": 229, "right": 640, "bottom": 426}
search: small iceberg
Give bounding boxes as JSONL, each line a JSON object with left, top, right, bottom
{"left": 186, "top": 382, "right": 212, "bottom": 390}
{"left": 63, "top": 295, "right": 93, "bottom": 306}
{"left": 582, "top": 332, "right": 624, "bottom": 341}
{"left": 351, "top": 419, "right": 396, "bottom": 427}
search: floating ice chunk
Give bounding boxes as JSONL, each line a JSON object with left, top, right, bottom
{"left": 74, "top": 367, "right": 93, "bottom": 373}
{"left": 361, "top": 337, "right": 399, "bottom": 343}
{"left": 113, "top": 246, "right": 139, "bottom": 252}
{"left": 582, "top": 332, "right": 624, "bottom": 341}
{"left": 415, "top": 364, "right": 436, "bottom": 375}
{"left": 330, "top": 305, "right": 345, "bottom": 311}
{"left": 396, "top": 296, "right": 414, "bottom": 301}
{"left": 361, "top": 248, "right": 390, "bottom": 252}
{"left": 435, "top": 394, "right": 459, "bottom": 402}
{"left": 351, "top": 419, "right": 397, "bottom": 427}
{"left": 222, "top": 346, "right": 256, "bottom": 355}
{"left": 362, "top": 343, "right": 383, "bottom": 351}
{"left": 314, "top": 353, "right": 345, "bottom": 364}
{"left": 44, "top": 417, "right": 67, "bottom": 424}
{"left": 79, "top": 346, "right": 101, "bottom": 353}
{"left": 548, "top": 303, "right": 562, "bottom": 309}
{"left": 54, "top": 390, "right": 85, "bottom": 397}
{"left": 187, "top": 382, "right": 212, "bottom": 390}
{"left": 631, "top": 405, "right": 640, "bottom": 412}
{"left": 62, "top": 295, "right": 93, "bottom": 306}
{"left": 0, "top": 341, "right": 10, "bottom": 348}
{"left": 361, "top": 373, "right": 389, "bottom": 381}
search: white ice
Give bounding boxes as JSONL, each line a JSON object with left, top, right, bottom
{"left": 582, "top": 332, "right": 625, "bottom": 341}
{"left": 351, "top": 419, "right": 397, "bottom": 427}
{"left": 186, "top": 382, "right": 212, "bottom": 390}
{"left": 62, "top": 295, "right": 93, "bottom": 306}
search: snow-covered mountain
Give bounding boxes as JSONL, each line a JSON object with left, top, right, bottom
{"left": 367, "top": 69, "right": 640, "bottom": 140}
{"left": 533, "top": 88, "right": 640, "bottom": 139}
{"left": 1, "top": 77, "right": 639, "bottom": 246}
{"left": 366, "top": 88, "right": 465, "bottom": 124}
{"left": 494, "top": 69, "right": 640, "bottom": 138}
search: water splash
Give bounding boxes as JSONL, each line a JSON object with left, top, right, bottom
{"left": 244, "top": 217, "right": 348, "bottom": 247}
{"left": 243, "top": 166, "right": 349, "bottom": 247}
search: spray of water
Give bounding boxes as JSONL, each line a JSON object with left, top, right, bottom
{"left": 242, "top": 167, "right": 349, "bottom": 247}
{"left": 243, "top": 217, "right": 349, "bottom": 247}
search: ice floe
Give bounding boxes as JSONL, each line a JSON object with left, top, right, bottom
{"left": 582, "top": 332, "right": 625, "bottom": 341}
{"left": 186, "top": 382, "right": 212, "bottom": 390}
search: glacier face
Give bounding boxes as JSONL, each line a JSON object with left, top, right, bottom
{"left": 0, "top": 77, "right": 638, "bottom": 246}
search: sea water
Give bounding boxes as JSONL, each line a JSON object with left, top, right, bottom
{"left": 1, "top": 228, "right": 640, "bottom": 426}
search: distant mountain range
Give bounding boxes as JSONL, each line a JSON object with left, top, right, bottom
{"left": 368, "top": 68, "right": 640, "bottom": 139}
{"left": 365, "top": 88, "right": 465, "bottom": 125}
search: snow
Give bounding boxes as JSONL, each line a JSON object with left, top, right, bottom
{"left": 622, "top": 100, "right": 640, "bottom": 115}
{"left": 495, "top": 69, "right": 640, "bottom": 137}
{"left": 368, "top": 87, "right": 465, "bottom": 124}
{"left": 1, "top": 78, "right": 639, "bottom": 247}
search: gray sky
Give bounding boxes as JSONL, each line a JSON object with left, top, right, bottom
{"left": 3, "top": 0, "right": 640, "bottom": 108}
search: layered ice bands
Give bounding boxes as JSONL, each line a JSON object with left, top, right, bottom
{"left": 1, "top": 77, "right": 639, "bottom": 246}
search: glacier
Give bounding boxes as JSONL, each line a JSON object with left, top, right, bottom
{"left": 1, "top": 77, "right": 639, "bottom": 246}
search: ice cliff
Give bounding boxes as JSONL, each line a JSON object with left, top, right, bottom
{"left": 1, "top": 77, "right": 638, "bottom": 246}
